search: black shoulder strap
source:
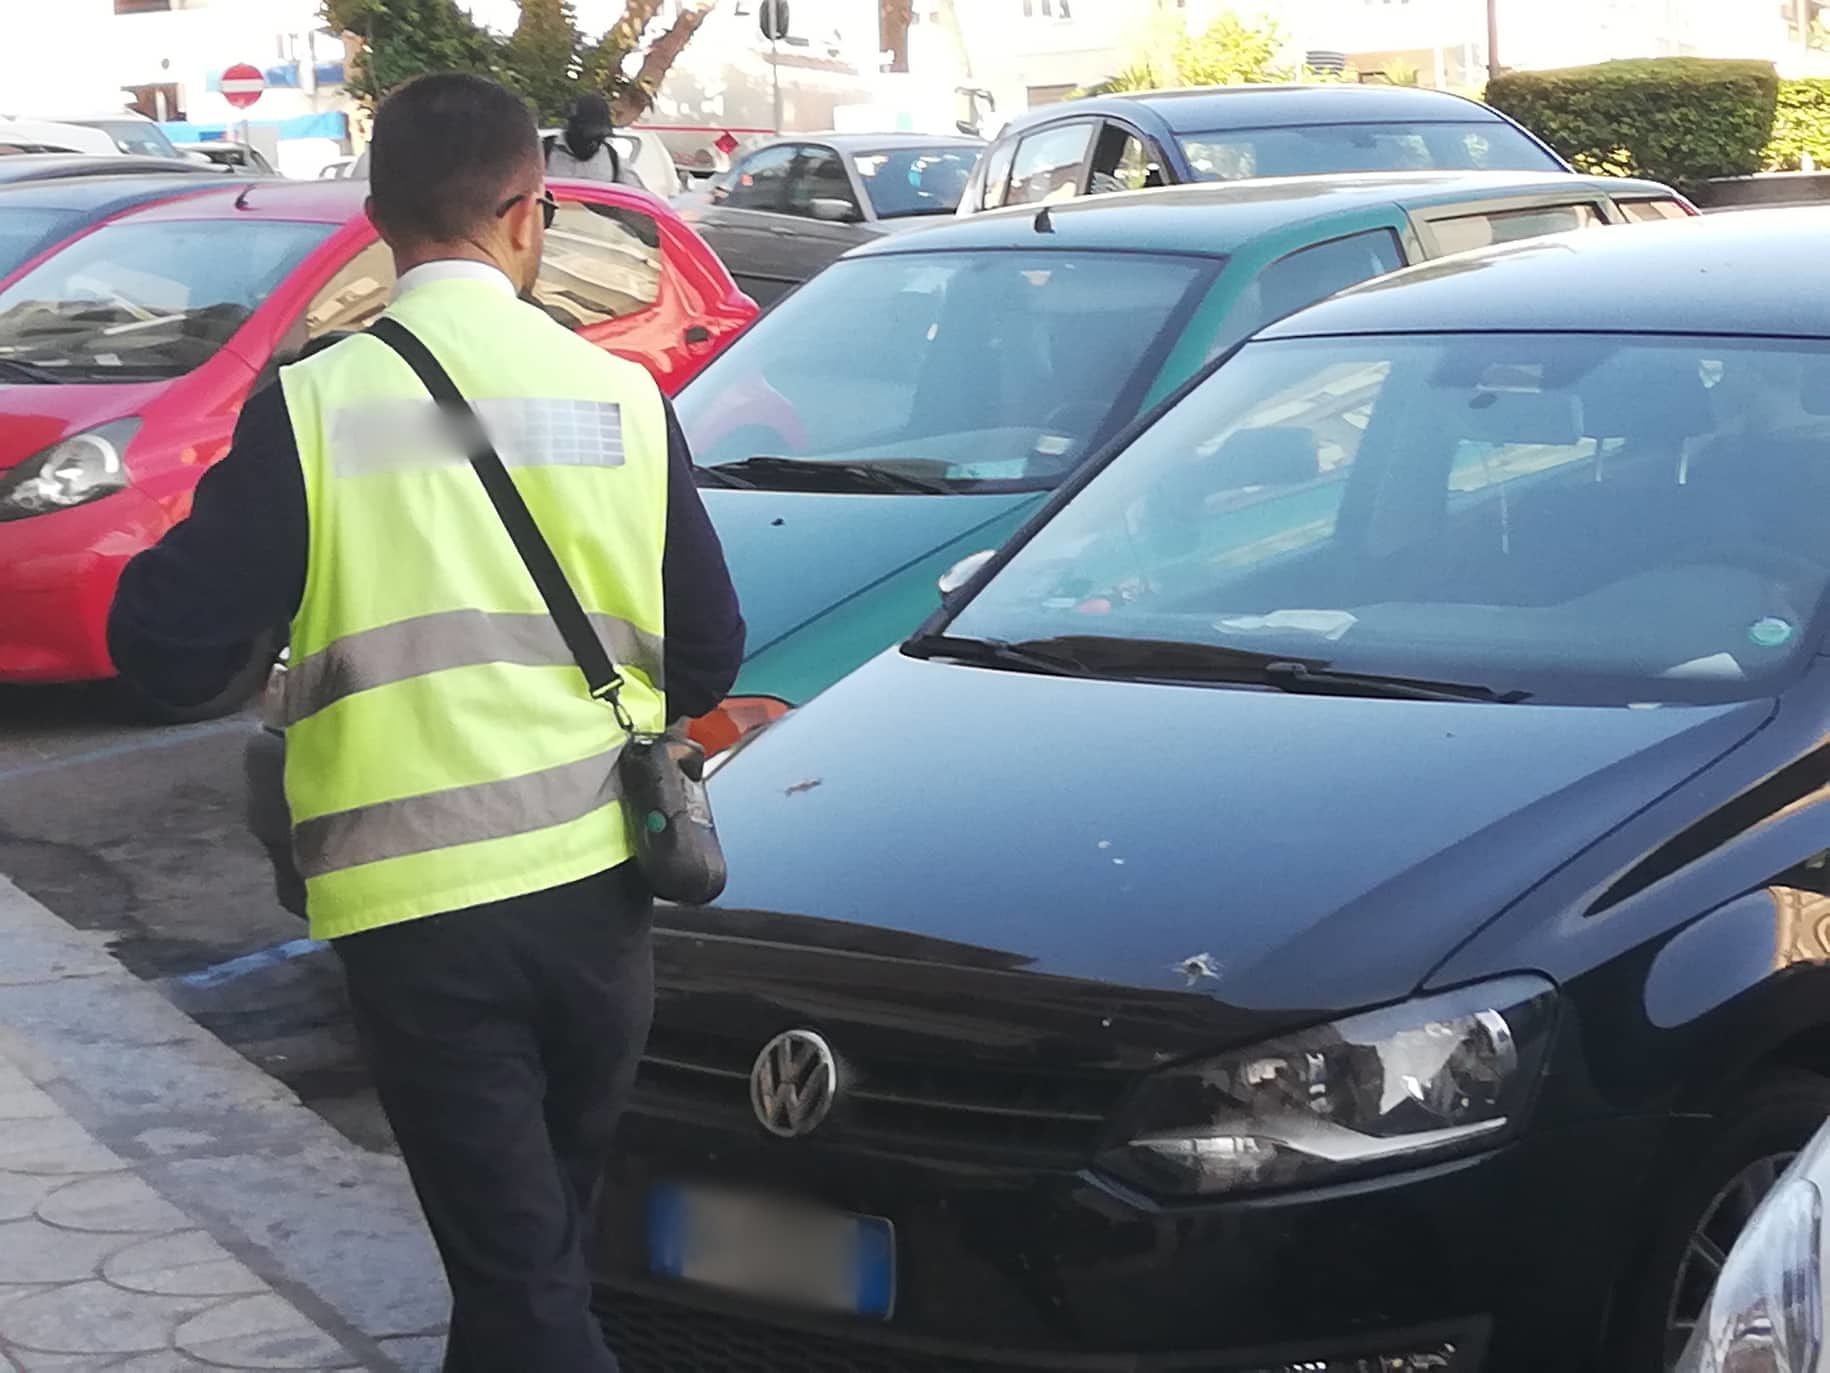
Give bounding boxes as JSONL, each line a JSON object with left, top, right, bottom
{"left": 365, "top": 315, "right": 628, "bottom": 719}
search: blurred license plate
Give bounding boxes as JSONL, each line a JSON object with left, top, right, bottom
{"left": 647, "top": 1183, "right": 895, "bottom": 1318}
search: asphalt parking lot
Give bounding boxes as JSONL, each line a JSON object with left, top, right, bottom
{"left": 0, "top": 684, "right": 390, "bottom": 1151}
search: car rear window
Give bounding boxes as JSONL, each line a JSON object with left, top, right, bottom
{"left": 0, "top": 207, "right": 85, "bottom": 276}
{"left": 853, "top": 148, "right": 981, "bottom": 218}
{"left": 1178, "top": 121, "right": 1559, "bottom": 180}
{"left": 0, "top": 218, "right": 333, "bottom": 381}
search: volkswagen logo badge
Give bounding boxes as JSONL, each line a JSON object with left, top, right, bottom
{"left": 750, "top": 1029, "right": 837, "bottom": 1138}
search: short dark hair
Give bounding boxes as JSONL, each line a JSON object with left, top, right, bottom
{"left": 368, "top": 73, "right": 540, "bottom": 244}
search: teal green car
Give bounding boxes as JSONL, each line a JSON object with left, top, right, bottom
{"left": 674, "top": 169, "right": 1693, "bottom": 745}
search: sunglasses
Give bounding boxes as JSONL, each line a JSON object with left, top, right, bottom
{"left": 497, "top": 188, "right": 559, "bottom": 229}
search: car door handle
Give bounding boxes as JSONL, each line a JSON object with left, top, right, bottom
{"left": 685, "top": 325, "right": 712, "bottom": 345}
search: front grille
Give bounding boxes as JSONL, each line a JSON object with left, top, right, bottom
{"left": 596, "top": 1289, "right": 1471, "bottom": 1373}
{"left": 598, "top": 1290, "right": 994, "bottom": 1372}
{"left": 635, "top": 1024, "right": 1129, "bottom": 1162}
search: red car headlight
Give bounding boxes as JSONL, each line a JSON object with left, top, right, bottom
{"left": 688, "top": 695, "right": 790, "bottom": 759}
{"left": 0, "top": 419, "right": 140, "bottom": 521}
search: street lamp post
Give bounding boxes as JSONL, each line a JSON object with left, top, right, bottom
{"left": 1487, "top": 0, "right": 1501, "bottom": 80}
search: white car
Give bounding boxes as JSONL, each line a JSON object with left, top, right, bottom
{"left": 0, "top": 118, "right": 118, "bottom": 157}
{"left": 1679, "top": 1114, "right": 1830, "bottom": 1371}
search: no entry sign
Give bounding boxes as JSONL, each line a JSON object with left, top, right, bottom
{"left": 220, "top": 63, "right": 265, "bottom": 111}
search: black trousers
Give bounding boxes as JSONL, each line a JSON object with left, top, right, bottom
{"left": 334, "top": 863, "right": 654, "bottom": 1372}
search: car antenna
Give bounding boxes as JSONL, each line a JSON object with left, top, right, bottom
{"left": 233, "top": 182, "right": 255, "bottom": 210}
{"left": 1034, "top": 204, "right": 1054, "bottom": 234}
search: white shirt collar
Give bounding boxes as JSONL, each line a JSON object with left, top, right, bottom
{"left": 391, "top": 259, "right": 517, "bottom": 302}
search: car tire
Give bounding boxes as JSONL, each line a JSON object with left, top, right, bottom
{"left": 123, "top": 629, "right": 281, "bottom": 725}
{"left": 1613, "top": 1067, "right": 1830, "bottom": 1372}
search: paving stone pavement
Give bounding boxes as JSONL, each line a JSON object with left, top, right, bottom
{"left": 0, "top": 876, "right": 446, "bottom": 1371}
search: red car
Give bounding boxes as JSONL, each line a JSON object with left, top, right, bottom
{"left": 0, "top": 177, "right": 754, "bottom": 714}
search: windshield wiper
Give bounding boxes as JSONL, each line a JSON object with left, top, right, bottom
{"left": 693, "top": 463, "right": 758, "bottom": 489}
{"left": 1260, "top": 661, "right": 1531, "bottom": 704}
{"left": 0, "top": 358, "right": 70, "bottom": 384}
{"left": 906, "top": 633, "right": 1528, "bottom": 701}
{"left": 707, "top": 455, "right": 951, "bottom": 495}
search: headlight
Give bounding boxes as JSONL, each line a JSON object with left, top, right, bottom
{"left": 1100, "top": 976, "right": 1557, "bottom": 1198}
{"left": 0, "top": 419, "right": 139, "bottom": 521}
{"left": 1678, "top": 1170, "right": 1824, "bottom": 1373}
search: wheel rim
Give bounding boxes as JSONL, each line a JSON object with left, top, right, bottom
{"left": 1663, "top": 1151, "right": 1796, "bottom": 1368}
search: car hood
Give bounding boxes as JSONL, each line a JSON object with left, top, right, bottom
{"left": 698, "top": 650, "right": 1772, "bottom": 1015}
{"left": 703, "top": 488, "right": 1039, "bottom": 655}
{"left": 0, "top": 381, "right": 168, "bottom": 470}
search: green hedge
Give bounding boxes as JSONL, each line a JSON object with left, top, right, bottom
{"left": 1768, "top": 78, "right": 1830, "bottom": 170}
{"left": 1486, "top": 58, "right": 1779, "bottom": 189}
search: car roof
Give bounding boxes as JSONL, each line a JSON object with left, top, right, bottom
{"left": 743, "top": 131, "right": 985, "bottom": 153}
{"left": 0, "top": 154, "right": 219, "bottom": 185}
{"left": 998, "top": 84, "right": 1511, "bottom": 138}
{"left": 845, "top": 170, "right": 1677, "bottom": 261}
{"left": 1262, "top": 208, "right": 1830, "bottom": 341}
{"left": 114, "top": 177, "right": 370, "bottom": 224}
{"left": 0, "top": 172, "right": 225, "bottom": 213}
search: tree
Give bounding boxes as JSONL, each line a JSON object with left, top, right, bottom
{"left": 324, "top": 0, "right": 721, "bottom": 123}
{"left": 880, "top": 0, "right": 913, "bottom": 73}
{"left": 321, "top": 0, "right": 502, "bottom": 106}
{"left": 611, "top": 0, "right": 716, "bottom": 124}
{"left": 580, "top": 0, "right": 665, "bottom": 94}
{"left": 503, "top": 0, "right": 584, "bottom": 121}
{"left": 1090, "top": 9, "right": 1291, "bottom": 94}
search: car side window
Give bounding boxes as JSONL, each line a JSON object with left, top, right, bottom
{"left": 532, "top": 201, "right": 663, "bottom": 330}
{"left": 977, "top": 136, "right": 1019, "bottom": 211}
{"left": 1618, "top": 198, "right": 1691, "bottom": 224}
{"left": 1005, "top": 122, "right": 1096, "bottom": 207}
{"left": 783, "top": 145, "right": 860, "bottom": 221}
{"left": 302, "top": 239, "right": 395, "bottom": 337}
{"left": 1206, "top": 229, "right": 1406, "bottom": 362}
{"left": 1429, "top": 202, "right": 1605, "bottom": 256}
{"left": 1088, "top": 122, "right": 1160, "bottom": 196}
{"left": 721, "top": 145, "right": 798, "bottom": 211}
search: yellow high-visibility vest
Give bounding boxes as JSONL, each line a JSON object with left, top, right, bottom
{"left": 278, "top": 276, "right": 668, "bottom": 941}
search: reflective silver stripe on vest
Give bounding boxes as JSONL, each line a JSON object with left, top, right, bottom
{"left": 284, "top": 609, "right": 663, "bottom": 727}
{"left": 293, "top": 746, "right": 624, "bottom": 880}
{"left": 328, "top": 397, "right": 625, "bottom": 477}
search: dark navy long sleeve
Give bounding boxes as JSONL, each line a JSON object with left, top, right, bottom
{"left": 108, "top": 381, "right": 746, "bottom": 720}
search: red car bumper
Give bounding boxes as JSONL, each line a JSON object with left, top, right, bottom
{"left": 0, "top": 487, "right": 171, "bottom": 684}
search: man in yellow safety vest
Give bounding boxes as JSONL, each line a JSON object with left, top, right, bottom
{"left": 108, "top": 72, "right": 744, "bottom": 1368}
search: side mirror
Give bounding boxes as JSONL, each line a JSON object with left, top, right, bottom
{"left": 810, "top": 197, "right": 860, "bottom": 224}
{"left": 938, "top": 549, "right": 996, "bottom": 601}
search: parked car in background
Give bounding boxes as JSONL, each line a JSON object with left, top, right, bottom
{"left": 0, "top": 173, "right": 223, "bottom": 278}
{"left": 597, "top": 208, "right": 1830, "bottom": 1373}
{"left": 675, "top": 132, "right": 983, "bottom": 306}
{"left": 960, "top": 84, "right": 1568, "bottom": 214}
{"left": 0, "top": 155, "right": 219, "bottom": 188}
{"left": 38, "top": 111, "right": 191, "bottom": 162}
{"left": 0, "top": 119, "right": 121, "bottom": 158}
{"left": 0, "top": 177, "right": 753, "bottom": 712}
{"left": 186, "top": 140, "right": 277, "bottom": 175}
{"left": 672, "top": 168, "right": 1693, "bottom": 748}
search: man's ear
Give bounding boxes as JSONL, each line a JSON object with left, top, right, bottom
{"left": 505, "top": 194, "right": 541, "bottom": 255}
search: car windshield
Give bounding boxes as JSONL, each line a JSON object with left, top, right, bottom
{"left": 677, "top": 249, "right": 1217, "bottom": 493}
{"left": 0, "top": 218, "right": 332, "bottom": 381}
{"left": 853, "top": 148, "right": 981, "bottom": 218}
{"left": 74, "top": 120, "right": 182, "bottom": 159}
{"left": 1178, "top": 120, "right": 1557, "bottom": 179}
{"left": 0, "top": 207, "right": 84, "bottom": 275}
{"left": 949, "top": 333, "right": 1830, "bottom": 706}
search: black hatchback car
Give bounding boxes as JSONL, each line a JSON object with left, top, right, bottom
{"left": 592, "top": 209, "right": 1830, "bottom": 1371}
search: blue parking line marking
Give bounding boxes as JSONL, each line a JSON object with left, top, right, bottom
{"left": 177, "top": 937, "right": 325, "bottom": 989}
{"left": 0, "top": 720, "right": 250, "bottom": 786}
